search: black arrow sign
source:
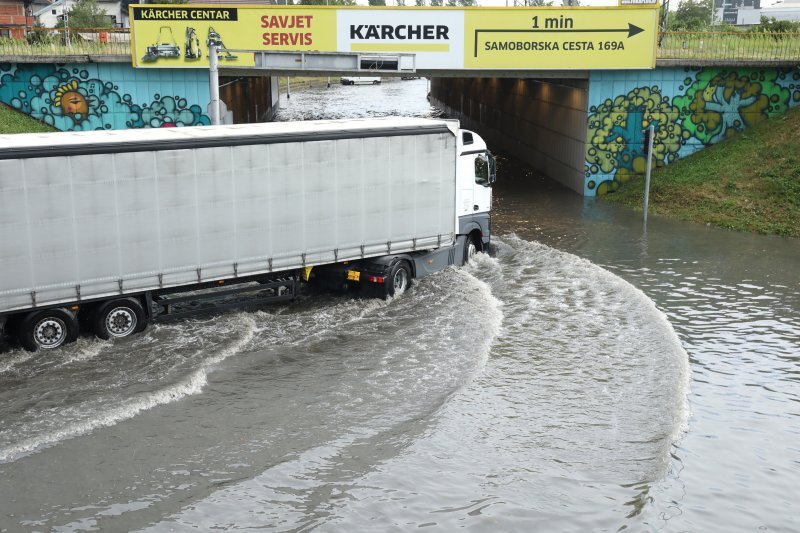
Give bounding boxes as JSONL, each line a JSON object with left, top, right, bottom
{"left": 474, "top": 23, "right": 644, "bottom": 57}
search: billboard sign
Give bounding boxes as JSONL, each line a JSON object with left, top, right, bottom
{"left": 129, "top": 5, "right": 659, "bottom": 70}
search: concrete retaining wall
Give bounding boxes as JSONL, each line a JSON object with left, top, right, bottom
{"left": 584, "top": 66, "right": 800, "bottom": 195}
{"left": 0, "top": 62, "right": 281, "bottom": 132}
{"left": 433, "top": 66, "right": 800, "bottom": 196}
{"left": 0, "top": 63, "right": 212, "bottom": 131}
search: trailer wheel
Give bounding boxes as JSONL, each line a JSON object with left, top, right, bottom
{"left": 18, "top": 308, "right": 79, "bottom": 352}
{"left": 94, "top": 298, "right": 147, "bottom": 340}
{"left": 386, "top": 261, "right": 412, "bottom": 297}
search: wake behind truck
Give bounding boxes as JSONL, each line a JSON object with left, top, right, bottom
{"left": 0, "top": 117, "right": 495, "bottom": 351}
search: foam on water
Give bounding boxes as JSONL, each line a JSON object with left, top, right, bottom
{"left": 0, "top": 370, "right": 207, "bottom": 463}
{"left": 0, "top": 313, "right": 260, "bottom": 463}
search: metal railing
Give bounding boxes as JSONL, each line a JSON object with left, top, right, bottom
{"left": 0, "top": 27, "right": 130, "bottom": 57}
{"left": 1, "top": 27, "right": 799, "bottom": 63}
{"left": 657, "top": 31, "right": 800, "bottom": 62}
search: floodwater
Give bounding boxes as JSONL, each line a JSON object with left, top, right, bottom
{"left": 0, "top": 78, "right": 797, "bottom": 531}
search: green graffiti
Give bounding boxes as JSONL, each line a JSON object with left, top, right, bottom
{"left": 586, "top": 86, "right": 684, "bottom": 193}
{"left": 674, "top": 69, "right": 791, "bottom": 145}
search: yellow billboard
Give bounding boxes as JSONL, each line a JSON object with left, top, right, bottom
{"left": 464, "top": 7, "right": 659, "bottom": 70}
{"left": 130, "top": 5, "right": 659, "bottom": 70}
{"left": 129, "top": 5, "right": 337, "bottom": 68}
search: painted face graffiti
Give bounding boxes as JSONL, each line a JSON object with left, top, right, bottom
{"left": 55, "top": 81, "right": 89, "bottom": 118}
{"left": 0, "top": 66, "right": 212, "bottom": 131}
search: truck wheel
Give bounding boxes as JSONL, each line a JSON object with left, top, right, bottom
{"left": 94, "top": 298, "right": 147, "bottom": 340}
{"left": 18, "top": 308, "right": 79, "bottom": 351}
{"left": 386, "top": 261, "right": 412, "bottom": 297}
{"left": 464, "top": 234, "right": 481, "bottom": 264}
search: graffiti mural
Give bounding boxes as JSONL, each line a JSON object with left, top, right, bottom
{"left": 585, "top": 67, "right": 800, "bottom": 196}
{"left": 0, "top": 63, "right": 210, "bottom": 131}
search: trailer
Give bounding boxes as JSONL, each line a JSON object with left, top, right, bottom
{"left": 0, "top": 117, "right": 495, "bottom": 351}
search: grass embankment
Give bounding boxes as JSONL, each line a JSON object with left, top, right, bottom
{"left": 0, "top": 104, "right": 56, "bottom": 134}
{"left": 604, "top": 106, "right": 800, "bottom": 237}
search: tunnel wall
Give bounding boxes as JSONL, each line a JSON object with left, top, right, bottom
{"left": 220, "top": 75, "right": 278, "bottom": 124}
{"left": 430, "top": 77, "right": 589, "bottom": 194}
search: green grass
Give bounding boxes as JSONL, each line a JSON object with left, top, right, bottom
{"left": 0, "top": 104, "right": 57, "bottom": 134}
{"left": 658, "top": 32, "right": 800, "bottom": 61}
{"left": 603, "top": 106, "right": 800, "bottom": 237}
{"left": 0, "top": 33, "right": 129, "bottom": 57}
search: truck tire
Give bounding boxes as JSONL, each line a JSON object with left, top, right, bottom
{"left": 464, "top": 233, "right": 481, "bottom": 264}
{"left": 386, "top": 261, "right": 412, "bottom": 297}
{"left": 17, "top": 308, "right": 79, "bottom": 351}
{"left": 93, "top": 298, "right": 147, "bottom": 340}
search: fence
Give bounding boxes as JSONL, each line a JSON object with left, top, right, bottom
{"left": 658, "top": 31, "right": 800, "bottom": 62}
{"left": 1, "top": 27, "right": 800, "bottom": 63}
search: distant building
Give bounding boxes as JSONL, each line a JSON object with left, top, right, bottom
{"left": 713, "top": 0, "right": 761, "bottom": 25}
{"left": 31, "top": 0, "right": 125, "bottom": 28}
{"left": 760, "top": 0, "right": 800, "bottom": 22}
{"left": 713, "top": 0, "right": 800, "bottom": 25}
{"left": 0, "top": 0, "right": 34, "bottom": 39}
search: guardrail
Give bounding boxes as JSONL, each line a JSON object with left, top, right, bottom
{"left": 1, "top": 28, "right": 799, "bottom": 63}
{"left": 658, "top": 31, "right": 800, "bottom": 62}
{"left": 0, "top": 27, "right": 130, "bottom": 57}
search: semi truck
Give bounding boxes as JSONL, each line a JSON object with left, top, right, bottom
{"left": 0, "top": 117, "right": 495, "bottom": 351}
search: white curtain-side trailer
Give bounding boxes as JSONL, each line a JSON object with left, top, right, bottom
{"left": 0, "top": 117, "right": 495, "bottom": 351}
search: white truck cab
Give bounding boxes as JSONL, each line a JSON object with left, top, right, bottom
{"left": 457, "top": 129, "right": 496, "bottom": 254}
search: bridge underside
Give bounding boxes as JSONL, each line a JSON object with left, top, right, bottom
{"left": 430, "top": 76, "right": 589, "bottom": 194}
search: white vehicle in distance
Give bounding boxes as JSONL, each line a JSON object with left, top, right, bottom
{"left": 340, "top": 76, "right": 381, "bottom": 85}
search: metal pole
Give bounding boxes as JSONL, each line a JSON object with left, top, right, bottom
{"left": 643, "top": 124, "right": 655, "bottom": 224}
{"left": 64, "top": 3, "right": 70, "bottom": 47}
{"left": 209, "top": 44, "right": 220, "bottom": 125}
{"left": 286, "top": 76, "right": 290, "bottom": 99}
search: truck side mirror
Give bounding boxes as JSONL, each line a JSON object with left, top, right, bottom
{"left": 474, "top": 155, "right": 489, "bottom": 186}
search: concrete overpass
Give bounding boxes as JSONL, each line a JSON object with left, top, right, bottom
{"left": 2, "top": 40, "right": 799, "bottom": 196}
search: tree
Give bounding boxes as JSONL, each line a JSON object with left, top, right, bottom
{"left": 368, "top": 0, "right": 386, "bottom": 5}
{"left": 669, "top": 0, "right": 713, "bottom": 31}
{"left": 429, "top": 0, "right": 443, "bottom": 5}
{"left": 64, "top": 0, "right": 112, "bottom": 28}
{"left": 415, "top": 0, "right": 425, "bottom": 5}
{"left": 515, "top": 0, "right": 554, "bottom": 6}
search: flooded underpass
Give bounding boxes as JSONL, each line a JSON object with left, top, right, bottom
{"left": 1, "top": 78, "right": 798, "bottom": 531}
